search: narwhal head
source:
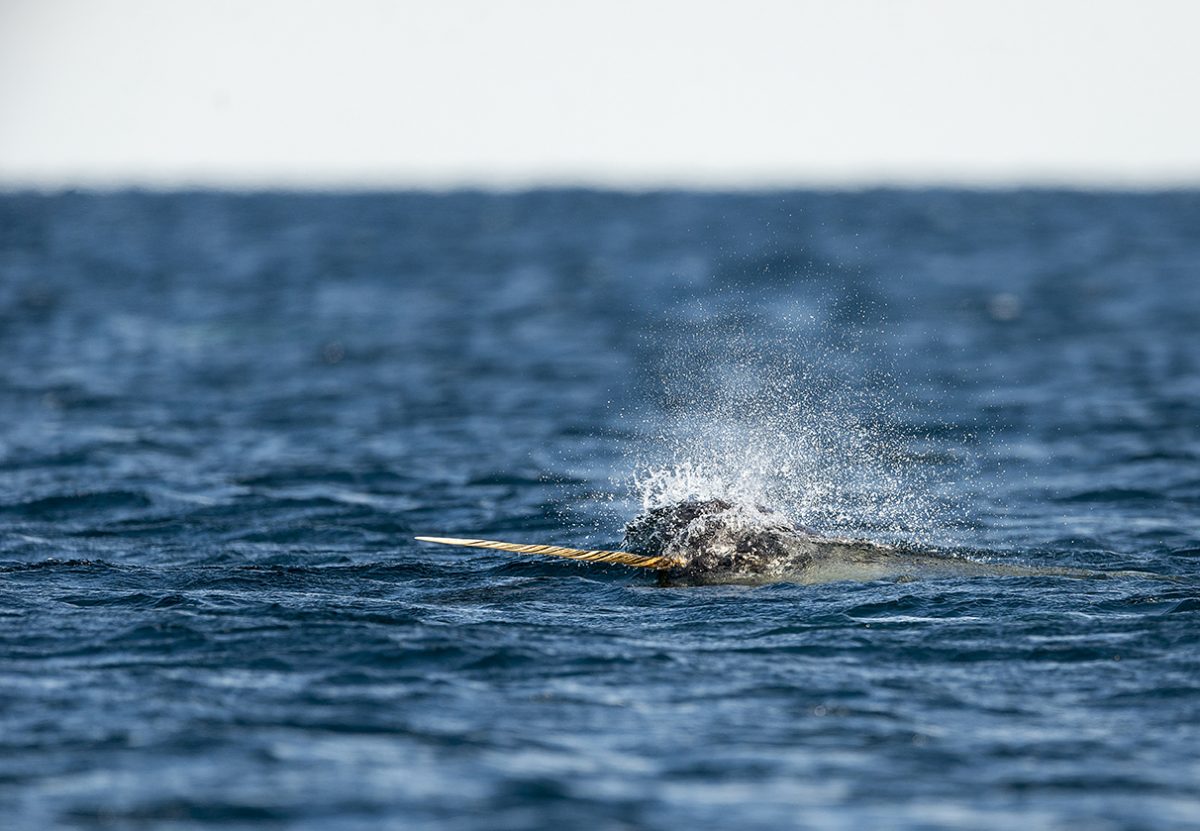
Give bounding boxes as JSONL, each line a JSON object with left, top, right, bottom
{"left": 416, "top": 498, "right": 809, "bottom": 578}
{"left": 622, "top": 498, "right": 802, "bottom": 576}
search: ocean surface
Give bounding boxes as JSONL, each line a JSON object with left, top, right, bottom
{"left": 1, "top": 190, "right": 1198, "bottom": 830}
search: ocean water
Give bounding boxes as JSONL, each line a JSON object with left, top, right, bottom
{"left": 1, "top": 190, "right": 1198, "bottom": 830}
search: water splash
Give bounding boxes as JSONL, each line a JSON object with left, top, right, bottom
{"left": 625, "top": 313, "right": 966, "bottom": 544}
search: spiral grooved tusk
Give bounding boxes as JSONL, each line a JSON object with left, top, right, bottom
{"left": 415, "top": 536, "right": 680, "bottom": 569}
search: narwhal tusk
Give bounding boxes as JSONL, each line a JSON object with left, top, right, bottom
{"left": 414, "top": 536, "right": 680, "bottom": 569}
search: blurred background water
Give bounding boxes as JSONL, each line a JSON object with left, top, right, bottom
{"left": 1, "top": 190, "right": 1198, "bottom": 829}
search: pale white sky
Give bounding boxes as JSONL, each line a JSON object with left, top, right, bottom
{"left": 2, "top": 0, "right": 1199, "bottom": 188}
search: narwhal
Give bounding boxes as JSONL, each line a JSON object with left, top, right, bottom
{"left": 417, "top": 498, "right": 1157, "bottom": 585}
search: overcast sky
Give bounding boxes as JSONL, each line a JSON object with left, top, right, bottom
{"left": 2, "top": 0, "right": 1199, "bottom": 188}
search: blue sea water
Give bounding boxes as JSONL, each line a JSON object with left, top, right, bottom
{"left": 1, "top": 190, "right": 1198, "bottom": 830}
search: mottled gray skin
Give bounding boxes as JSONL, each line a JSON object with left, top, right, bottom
{"left": 623, "top": 499, "right": 811, "bottom": 580}
{"left": 621, "top": 499, "right": 1141, "bottom": 586}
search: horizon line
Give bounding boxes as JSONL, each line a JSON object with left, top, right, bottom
{"left": 5, "top": 175, "right": 1200, "bottom": 195}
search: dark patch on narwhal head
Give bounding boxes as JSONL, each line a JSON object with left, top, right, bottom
{"left": 622, "top": 498, "right": 806, "bottom": 576}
